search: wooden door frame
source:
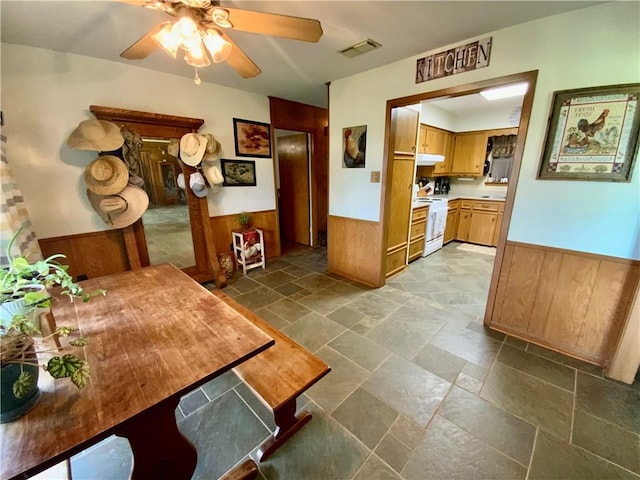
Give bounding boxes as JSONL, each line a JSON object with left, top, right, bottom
{"left": 89, "top": 105, "right": 227, "bottom": 287}
{"left": 379, "top": 71, "right": 539, "bottom": 300}
{"left": 269, "top": 97, "right": 328, "bottom": 251}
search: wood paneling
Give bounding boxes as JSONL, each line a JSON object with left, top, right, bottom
{"left": 490, "top": 241, "right": 640, "bottom": 367}
{"left": 39, "top": 230, "right": 130, "bottom": 280}
{"left": 608, "top": 284, "right": 640, "bottom": 384}
{"left": 327, "top": 215, "right": 382, "bottom": 287}
{"left": 210, "top": 210, "right": 280, "bottom": 260}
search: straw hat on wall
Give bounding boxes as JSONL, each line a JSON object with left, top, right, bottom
{"left": 68, "top": 119, "right": 124, "bottom": 152}
{"left": 84, "top": 155, "right": 129, "bottom": 195}
{"left": 87, "top": 184, "right": 149, "bottom": 229}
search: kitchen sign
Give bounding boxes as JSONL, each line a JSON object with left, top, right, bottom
{"left": 416, "top": 37, "right": 492, "bottom": 84}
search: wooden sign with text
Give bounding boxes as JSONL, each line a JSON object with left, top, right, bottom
{"left": 416, "top": 37, "right": 492, "bottom": 84}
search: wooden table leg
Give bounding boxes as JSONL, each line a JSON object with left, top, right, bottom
{"left": 115, "top": 396, "right": 197, "bottom": 480}
{"left": 256, "top": 399, "right": 312, "bottom": 462}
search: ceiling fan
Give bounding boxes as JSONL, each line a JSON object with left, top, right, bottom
{"left": 118, "top": 0, "right": 323, "bottom": 81}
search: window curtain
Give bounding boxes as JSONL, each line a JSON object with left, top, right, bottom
{"left": 1, "top": 132, "right": 42, "bottom": 267}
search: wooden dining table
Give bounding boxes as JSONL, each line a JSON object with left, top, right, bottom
{"left": 0, "top": 264, "right": 274, "bottom": 480}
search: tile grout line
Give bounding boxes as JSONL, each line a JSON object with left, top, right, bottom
{"left": 569, "top": 368, "right": 577, "bottom": 444}
{"left": 524, "top": 428, "right": 539, "bottom": 480}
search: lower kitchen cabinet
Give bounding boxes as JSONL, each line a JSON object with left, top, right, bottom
{"left": 408, "top": 206, "right": 427, "bottom": 262}
{"left": 444, "top": 200, "right": 458, "bottom": 244}
{"left": 454, "top": 199, "right": 504, "bottom": 247}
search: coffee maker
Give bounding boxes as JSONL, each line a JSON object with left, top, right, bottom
{"left": 441, "top": 177, "right": 451, "bottom": 194}
{"left": 434, "top": 177, "right": 443, "bottom": 194}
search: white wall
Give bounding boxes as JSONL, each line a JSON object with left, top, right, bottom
{"left": 1, "top": 44, "right": 275, "bottom": 238}
{"left": 329, "top": 2, "right": 640, "bottom": 259}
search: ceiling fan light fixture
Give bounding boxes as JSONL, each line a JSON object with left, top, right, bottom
{"left": 202, "top": 29, "right": 232, "bottom": 63}
{"left": 151, "top": 22, "right": 180, "bottom": 58}
{"left": 173, "top": 16, "right": 200, "bottom": 44}
{"left": 184, "top": 41, "right": 211, "bottom": 68}
{"left": 211, "top": 8, "right": 233, "bottom": 29}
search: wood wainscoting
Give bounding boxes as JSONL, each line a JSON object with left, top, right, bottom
{"left": 39, "top": 230, "right": 131, "bottom": 280}
{"left": 209, "top": 210, "right": 280, "bottom": 260}
{"left": 327, "top": 215, "right": 382, "bottom": 288}
{"left": 489, "top": 241, "right": 640, "bottom": 368}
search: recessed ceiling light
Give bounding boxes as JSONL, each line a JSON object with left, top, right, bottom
{"left": 338, "top": 39, "right": 382, "bottom": 58}
{"left": 480, "top": 82, "right": 528, "bottom": 100}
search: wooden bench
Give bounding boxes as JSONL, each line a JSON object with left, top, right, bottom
{"left": 211, "top": 290, "right": 331, "bottom": 462}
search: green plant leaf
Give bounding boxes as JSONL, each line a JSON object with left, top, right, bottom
{"left": 69, "top": 337, "right": 90, "bottom": 347}
{"left": 47, "top": 354, "right": 84, "bottom": 378}
{"left": 70, "top": 361, "right": 91, "bottom": 389}
{"left": 55, "top": 326, "right": 78, "bottom": 337}
{"left": 13, "top": 371, "right": 35, "bottom": 399}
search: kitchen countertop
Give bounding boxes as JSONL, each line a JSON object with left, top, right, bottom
{"left": 412, "top": 194, "right": 506, "bottom": 209}
{"left": 432, "top": 193, "right": 506, "bottom": 202}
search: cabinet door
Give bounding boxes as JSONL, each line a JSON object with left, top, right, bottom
{"left": 393, "top": 107, "right": 419, "bottom": 154}
{"left": 492, "top": 213, "right": 504, "bottom": 246}
{"left": 433, "top": 131, "right": 454, "bottom": 176}
{"left": 456, "top": 209, "right": 472, "bottom": 241}
{"left": 386, "top": 157, "right": 415, "bottom": 252}
{"left": 444, "top": 209, "right": 458, "bottom": 244}
{"left": 450, "top": 132, "right": 487, "bottom": 176}
{"left": 468, "top": 212, "right": 498, "bottom": 246}
{"left": 418, "top": 124, "right": 428, "bottom": 154}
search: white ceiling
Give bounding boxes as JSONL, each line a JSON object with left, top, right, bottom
{"left": 1, "top": 1, "right": 602, "bottom": 108}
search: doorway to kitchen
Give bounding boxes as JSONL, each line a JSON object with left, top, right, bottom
{"left": 275, "top": 129, "right": 312, "bottom": 254}
{"left": 383, "top": 70, "right": 538, "bottom": 323}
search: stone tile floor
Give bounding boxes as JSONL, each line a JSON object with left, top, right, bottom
{"left": 40, "top": 242, "right": 640, "bottom": 479}
{"left": 142, "top": 204, "right": 195, "bottom": 268}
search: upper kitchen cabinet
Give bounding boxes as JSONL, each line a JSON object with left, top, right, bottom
{"left": 432, "top": 131, "right": 455, "bottom": 176}
{"left": 393, "top": 107, "right": 420, "bottom": 155}
{"left": 450, "top": 131, "right": 488, "bottom": 176}
{"left": 418, "top": 124, "right": 449, "bottom": 155}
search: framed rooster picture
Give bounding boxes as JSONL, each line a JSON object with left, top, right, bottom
{"left": 537, "top": 83, "right": 640, "bottom": 182}
{"left": 343, "top": 125, "right": 367, "bottom": 168}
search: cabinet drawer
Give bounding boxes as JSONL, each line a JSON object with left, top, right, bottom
{"left": 460, "top": 200, "right": 473, "bottom": 210}
{"left": 447, "top": 200, "right": 459, "bottom": 212}
{"left": 410, "top": 220, "right": 426, "bottom": 240}
{"left": 386, "top": 248, "right": 407, "bottom": 277}
{"left": 408, "top": 239, "right": 424, "bottom": 261}
{"left": 412, "top": 207, "right": 428, "bottom": 222}
{"left": 473, "top": 202, "right": 501, "bottom": 212}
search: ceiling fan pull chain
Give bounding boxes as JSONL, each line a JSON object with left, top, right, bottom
{"left": 194, "top": 67, "right": 201, "bottom": 85}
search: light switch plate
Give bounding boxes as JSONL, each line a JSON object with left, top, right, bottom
{"left": 371, "top": 171, "right": 381, "bottom": 183}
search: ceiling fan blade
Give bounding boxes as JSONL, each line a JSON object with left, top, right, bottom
{"left": 219, "top": 8, "right": 323, "bottom": 43}
{"left": 120, "top": 24, "right": 164, "bottom": 59}
{"left": 218, "top": 30, "right": 261, "bottom": 78}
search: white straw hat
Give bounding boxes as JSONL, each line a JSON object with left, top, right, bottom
{"left": 167, "top": 139, "right": 180, "bottom": 158}
{"left": 87, "top": 184, "right": 149, "bottom": 229}
{"left": 189, "top": 172, "right": 209, "bottom": 198}
{"left": 203, "top": 133, "right": 221, "bottom": 156}
{"left": 180, "top": 133, "right": 208, "bottom": 166}
{"left": 68, "top": 119, "right": 124, "bottom": 152}
{"left": 84, "top": 155, "right": 129, "bottom": 195}
{"left": 202, "top": 161, "right": 224, "bottom": 186}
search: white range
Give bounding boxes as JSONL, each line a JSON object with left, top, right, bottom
{"left": 413, "top": 197, "right": 449, "bottom": 257}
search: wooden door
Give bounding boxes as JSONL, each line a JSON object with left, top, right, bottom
{"left": 278, "top": 134, "right": 310, "bottom": 246}
{"left": 433, "top": 131, "right": 454, "bottom": 176}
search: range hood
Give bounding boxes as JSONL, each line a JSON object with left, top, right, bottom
{"left": 416, "top": 153, "right": 445, "bottom": 166}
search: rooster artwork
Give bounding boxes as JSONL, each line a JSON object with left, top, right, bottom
{"left": 343, "top": 125, "right": 367, "bottom": 168}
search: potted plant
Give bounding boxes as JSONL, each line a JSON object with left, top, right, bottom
{"left": 238, "top": 211, "right": 251, "bottom": 231}
{"left": 0, "top": 228, "right": 104, "bottom": 423}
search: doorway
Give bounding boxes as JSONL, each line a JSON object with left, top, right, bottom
{"left": 275, "top": 130, "right": 312, "bottom": 253}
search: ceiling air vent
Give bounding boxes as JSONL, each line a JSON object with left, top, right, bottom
{"left": 339, "top": 39, "right": 382, "bottom": 58}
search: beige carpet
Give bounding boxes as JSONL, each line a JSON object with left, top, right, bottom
{"left": 456, "top": 243, "right": 497, "bottom": 256}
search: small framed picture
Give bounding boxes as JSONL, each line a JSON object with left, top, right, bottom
{"left": 233, "top": 118, "right": 272, "bottom": 158}
{"left": 537, "top": 83, "right": 640, "bottom": 182}
{"left": 221, "top": 159, "right": 257, "bottom": 187}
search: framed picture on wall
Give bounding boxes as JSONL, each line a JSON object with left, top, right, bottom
{"left": 342, "top": 125, "right": 367, "bottom": 168}
{"left": 221, "top": 159, "right": 257, "bottom": 187}
{"left": 233, "top": 118, "right": 272, "bottom": 158}
{"left": 537, "top": 83, "right": 640, "bottom": 182}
